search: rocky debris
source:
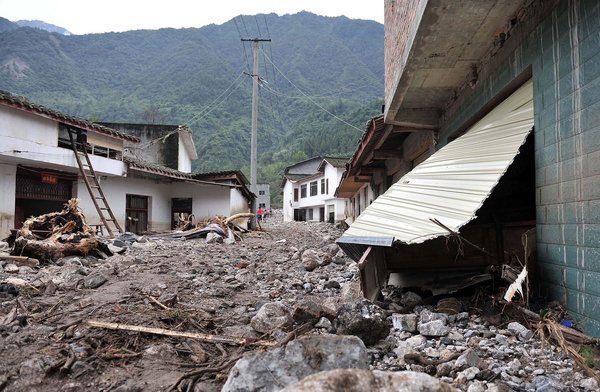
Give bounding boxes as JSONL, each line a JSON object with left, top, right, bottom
{"left": 455, "top": 349, "right": 480, "bottom": 369}
{"left": 82, "top": 273, "right": 108, "bottom": 289}
{"left": 205, "top": 232, "right": 224, "bottom": 244}
{"left": 302, "top": 249, "right": 329, "bottom": 271}
{"left": 280, "top": 369, "right": 457, "bottom": 392}
{"left": 507, "top": 321, "right": 533, "bottom": 341}
{"left": 314, "top": 317, "right": 332, "bottom": 330}
{"left": 335, "top": 300, "right": 391, "bottom": 346}
{"left": 399, "top": 291, "right": 423, "bottom": 307}
{"left": 222, "top": 334, "right": 368, "bottom": 392}
{"left": 580, "top": 377, "right": 599, "bottom": 390}
{"left": 418, "top": 320, "right": 448, "bottom": 337}
{"left": 292, "top": 300, "right": 336, "bottom": 324}
{"left": 392, "top": 313, "right": 418, "bottom": 333}
{"left": 436, "top": 297, "right": 463, "bottom": 314}
{"left": 250, "top": 302, "right": 293, "bottom": 333}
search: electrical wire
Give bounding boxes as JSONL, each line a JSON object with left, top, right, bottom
{"left": 233, "top": 17, "right": 251, "bottom": 73}
{"left": 260, "top": 48, "right": 364, "bottom": 132}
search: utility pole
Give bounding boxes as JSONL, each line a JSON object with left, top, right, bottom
{"left": 241, "top": 37, "right": 270, "bottom": 226}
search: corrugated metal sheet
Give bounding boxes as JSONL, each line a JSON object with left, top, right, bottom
{"left": 344, "top": 80, "right": 534, "bottom": 244}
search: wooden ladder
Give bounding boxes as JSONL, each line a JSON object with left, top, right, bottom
{"left": 68, "top": 128, "right": 123, "bottom": 237}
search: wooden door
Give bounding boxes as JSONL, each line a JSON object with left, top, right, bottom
{"left": 126, "top": 194, "right": 148, "bottom": 234}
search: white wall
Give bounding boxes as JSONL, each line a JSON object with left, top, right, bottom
{"left": 177, "top": 133, "right": 192, "bottom": 173}
{"left": 0, "top": 163, "right": 16, "bottom": 238}
{"left": 283, "top": 180, "right": 294, "bottom": 222}
{"left": 78, "top": 176, "right": 233, "bottom": 233}
{"left": 230, "top": 188, "right": 250, "bottom": 215}
{"left": 0, "top": 105, "right": 58, "bottom": 146}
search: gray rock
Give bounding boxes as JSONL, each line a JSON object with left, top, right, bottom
{"left": 418, "top": 320, "right": 448, "bottom": 337}
{"left": 335, "top": 300, "right": 391, "bottom": 346}
{"left": 507, "top": 321, "right": 533, "bottom": 341}
{"left": 400, "top": 291, "right": 423, "bottom": 307}
{"left": 323, "top": 280, "right": 341, "bottom": 290}
{"left": 83, "top": 274, "right": 107, "bottom": 289}
{"left": 454, "top": 349, "right": 479, "bottom": 369}
{"left": 250, "top": 302, "right": 292, "bottom": 333}
{"left": 315, "top": 317, "right": 332, "bottom": 329}
{"left": 420, "top": 309, "right": 449, "bottom": 324}
{"left": 292, "top": 300, "right": 335, "bottom": 324}
{"left": 222, "top": 334, "right": 368, "bottom": 392}
{"left": 4, "top": 263, "right": 18, "bottom": 273}
{"left": 205, "top": 232, "right": 223, "bottom": 244}
{"left": 392, "top": 314, "right": 418, "bottom": 333}
{"left": 466, "top": 380, "right": 485, "bottom": 392}
{"left": 581, "top": 377, "right": 599, "bottom": 391}
{"left": 302, "top": 249, "right": 321, "bottom": 271}
{"left": 320, "top": 243, "right": 340, "bottom": 255}
{"left": 532, "top": 375, "right": 568, "bottom": 391}
{"left": 279, "top": 369, "right": 457, "bottom": 392}
{"left": 158, "top": 292, "right": 178, "bottom": 307}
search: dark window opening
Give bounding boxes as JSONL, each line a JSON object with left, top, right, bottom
{"left": 294, "top": 188, "right": 299, "bottom": 202}
{"left": 321, "top": 179, "right": 325, "bottom": 194}
{"left": 310, "top": 181, "right": 318, "bottom": 196}
{"left": 301, "top": 184, "right": 307, "bottom": 198}
{"left": 171, "top": 197, "right": 192, "bottom": 229}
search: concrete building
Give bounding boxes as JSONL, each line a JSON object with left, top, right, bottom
{"left": 255, "top": 183, "right": 271, "bottom": 211}
{"left": 0, "top": 91, "right": 253, "bottom": 236}
{"left": 337, "top": 0, "right": 600, "bottom": 337}
{"left": 282, "top": 156, "right": 347, "bottom": 223}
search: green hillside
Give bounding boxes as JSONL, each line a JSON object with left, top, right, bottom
{"left": 0, "top": 12, "right": 384, "bottom": 206}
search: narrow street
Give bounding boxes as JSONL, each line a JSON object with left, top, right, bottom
{"left": 1, "top": 213, "right": 597, "bottom": 391}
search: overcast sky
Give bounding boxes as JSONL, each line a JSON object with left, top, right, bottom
{"left": 0, "top": 0, "right": 383, "bottom": 35}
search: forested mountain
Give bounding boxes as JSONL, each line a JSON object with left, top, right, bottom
{"left": 15, "top": 20, "right": 72, "bottom": 35}
{"left": 0, "top": 12, "right": 384, "bottom": 205}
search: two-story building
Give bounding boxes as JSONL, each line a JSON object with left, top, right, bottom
{"left": 0, "top": 91, "right": 253, "bottom": 236}
{"left": 281, "top": 156, "right": 347, "bottom": 223}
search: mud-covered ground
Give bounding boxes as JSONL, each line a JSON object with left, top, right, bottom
{"left": 1, "top": 212, "right": 598, "bottom": 392}
{"left": 0, "top": 215, "right": 353, "bottom": 391}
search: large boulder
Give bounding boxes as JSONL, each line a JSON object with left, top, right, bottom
{"left": 280, "top": 369, "right": 458, "bottom": 392}
{"left": 335, "top": 300, "right": 391, "bottom": 346}
{"left": 221, "top": 334, "right": 368, "bottom": 392}
{"left": 292, "top": 300, "right": 336, "bottom": 324}
{"left": 302, "top": 249, "right": 328, "bottom": 271}
{"left": 250, "top": 302, "right": 293, "bottom": 333}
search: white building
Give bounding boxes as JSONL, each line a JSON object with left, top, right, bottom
{"left": 281, "top": 156, "right": 347, "bottom": 223}
{"left": 255, "top": 183, "right": 270, "bottom": 211}
{"left": 0, "top": 91, "right": 253, "bottom": 237}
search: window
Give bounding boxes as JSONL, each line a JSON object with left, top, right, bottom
{"left": 301, "top": 184, "right": 307, "bottom": 198}
{"left": 310, "top": 181, "right": 318, "bottom": 196}
{"left": 308, "top": 208, "right": 314, "bottom": 220}
{"left": 294, "top": 188, "right": 299, "bottom": 202}
{"left": 321, "top": 179, "right": 325, "bottom": 194}
{"left": 357, "top": 194, "right": 361, "bottom": 215}
{"left": 364, "top": 187, "right": 369, "bottom": 205}
{"left": 259, "top": 203, "right": 266, "bottom": 208}
{"left": 259, "top": 190, "right": 265, "bottom": 195}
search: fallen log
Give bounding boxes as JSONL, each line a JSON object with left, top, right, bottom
{"left": 224, "top": 212, "right": 254, "bottom": 225}
{"left": 0, "top": 254, "right": 39, "bottom": 268}
{"left": 86, "top": 320, "right": 277, "bottom": 347}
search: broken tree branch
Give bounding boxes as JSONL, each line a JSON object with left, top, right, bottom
{"left": 224, "top": 213, "right": 254, "bottom": 225}
{"left": 86, "top": 320, "right": 277, "bottom": 347}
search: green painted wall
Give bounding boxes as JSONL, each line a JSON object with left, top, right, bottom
{"left": 438, "top": 0, "right": 600, "bottom": 336}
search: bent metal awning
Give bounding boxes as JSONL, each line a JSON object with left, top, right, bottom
{"left": 340, "top": 80, "right": 534, "bottom": 245}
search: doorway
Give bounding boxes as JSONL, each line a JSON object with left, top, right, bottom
{"left": 14, "top": 167, "right": 73, "bottom": 229}
{"left": 126, "top": 194, "right": 149, "bottom": 234}
{"left": 171, "top": 198, "right": 192, "bottom": 229}
{"left": 319, "top": 207, "right": 325, "bottom": 222}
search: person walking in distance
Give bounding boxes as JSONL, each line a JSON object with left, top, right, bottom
{"left": 257, "top": 206, "right": 263, "bottom": 222}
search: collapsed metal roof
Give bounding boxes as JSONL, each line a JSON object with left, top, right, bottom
{"left": 342, "top": 80, "right": 534, "bottom": 244}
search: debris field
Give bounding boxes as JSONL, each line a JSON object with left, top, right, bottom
{"left": 1, "top": 210, "right": 599, "bottom": 392}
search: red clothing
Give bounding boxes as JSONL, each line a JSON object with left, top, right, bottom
{"left": 257, "top": 208, "right": 264, "bottom": 217}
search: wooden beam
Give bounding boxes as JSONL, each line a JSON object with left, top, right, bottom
{"left": 353, "top": 175, "right": 371, "bottom": 183}
{"left": 387, "top": 120, "right": 438, "bottom": 130}
{"left": 359, "top": 166, "right": 385, "bottom": 174}
{"left": 372, "top": 149, "right": 402, "bottom": 160}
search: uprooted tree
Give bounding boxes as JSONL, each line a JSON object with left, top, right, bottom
{"left": 10, "top": 198, "right": 107, "bottom": 262}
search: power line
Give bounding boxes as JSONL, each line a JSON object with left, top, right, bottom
{"left": 180, "top": 71, "right": 246, "bottom": 126}
{"left": 260, "top": 48, "right": 364, "bottom": 132}
{"left": 254, "top": 15, "right": 263, "bottom": 37}
{"left": 233, "top": 17, "right": 251, "bottom": 72}
{"left": 185, "top": 75, "right": 248, "bottom": 127}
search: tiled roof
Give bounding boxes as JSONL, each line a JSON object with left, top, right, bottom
{"left": 193, "top": 170, "right": 249, "bottom": 185}
{"left": 124, "top": 156, "right": 192, "bottom": 180}
{"left": 0, "top": 90, "right": 140, "bottom": 142}
{"left": 322, "top": 156, "right": 349, "bottom": 168}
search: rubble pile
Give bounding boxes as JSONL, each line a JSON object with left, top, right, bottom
{"left": 0, "top": 211, "right": 598, "bottom": 391}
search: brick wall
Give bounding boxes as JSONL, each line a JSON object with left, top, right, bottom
{"left": 384, "top": 0, "right": 426, "bottom": 110}
{"left": 437, "top": 0, "right": 600, "bottom": 336}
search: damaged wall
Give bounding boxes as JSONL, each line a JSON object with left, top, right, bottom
{"left": 436, "top": 0, "right": 600, "bottom": 336}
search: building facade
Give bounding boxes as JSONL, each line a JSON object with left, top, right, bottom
{"left": 0, "top": 91, "right": 252, "bottom": 236}
{"left": 337, "top": 0, "right": 600, "bottom": 337}
{"left": 256, "top": 183, "right": 271, "bottom": 211}
{"left": 282, "top": 156, "right": 347, "bottom": 223}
